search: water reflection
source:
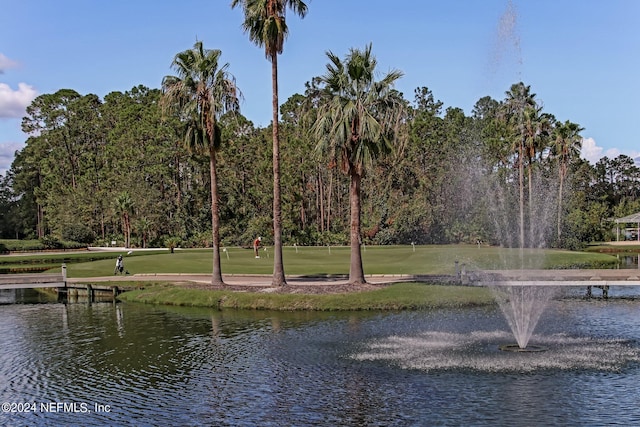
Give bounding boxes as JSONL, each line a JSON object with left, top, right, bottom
{"left": 1, "top": 300, "right": 640, "bottom": 426}
{"left": 617, "top": 253, "right": 639, "bottom": 269}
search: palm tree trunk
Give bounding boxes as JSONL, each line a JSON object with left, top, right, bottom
{"left": 124, "top": 213, "right": 130, "bottom": 248}
{"left": 318, "top": 170, "right": 324, "bottom": 232}
{"left": 271, "top": 52, "right": 286, "bottom": 286}
{"left": 557, "top": 162, "right": 565, "bottom": 243}
{"left": 349, "top": 170, "right": 366, "bottom": 285}
{"left": 528, "top": 159, "right": 534, "bottom": 247}
{"left": 518, "top": 142, "right": 525, "bottom": 249}
{"left": 327, "top": 169, "right": 333, "bottom": 231}
{"left": 210, "top": 147, "right": 224, "bottom": 286}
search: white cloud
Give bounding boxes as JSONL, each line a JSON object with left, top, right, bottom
{"left": 581, "top": 137, "right": 640, "bottom": 166}
{"left": 0, "top": 53, "right": 19, "bottom": 74}
{"left": 581, "top": 137, "right": 603, "bottom": 164}
{"left": 0, "top": 141, "right": 24, "bottom": 176}
{"left": 580, "top": 137, "right": 615, "bottom": 164}
{"left": 0, "top": 82, "right": 37, "bottom": 118}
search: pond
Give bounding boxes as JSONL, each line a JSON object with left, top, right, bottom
{"left": 616, "top": 253, "right": 639, "bottom": 269}
{"left": 1, "top": 288, "right": 640, "bottom": 426}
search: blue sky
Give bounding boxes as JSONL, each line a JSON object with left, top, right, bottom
{"left": 1, "top": 0, "right": 639, "bottom": 175}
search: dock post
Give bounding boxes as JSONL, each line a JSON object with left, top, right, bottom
{"left": 86, "top": 284, "right": 94, "bottom": 303}
{"left": 460, "top": 263, "right": 469, "bottom": 285}
{"left": 61, "top": 263, "right": 67, "bottom": 284}
{"left": 112, "top": 286, "right": 119, "bottom": 298}
{"left": 59, "top": 263, "right": 68, "bottom": 302}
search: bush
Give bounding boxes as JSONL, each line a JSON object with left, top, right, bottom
{"left": 0, "top": 239, "right": 84, "bottom": 252}
{"left": 0, "top": 240, "right": 43, "bottom": 251}
{"left": 186, "top": 231, "right": 212, "bottom": 248}
{"left": 40, "top": 235, "right": 63, "bottom": 249}
{"left": 312, "top": 231, "right": 348, "bottom": 246}
{"left": 61, "top": 241, "right": 87, "bottom": 250}
{"left": 61, "top": 223, "right": 96, "bottom": 244}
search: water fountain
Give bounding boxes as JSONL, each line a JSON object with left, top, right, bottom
{"left": 491, "top": 285, "right": 557, "bottom": 351}
{"left": 480, "top": 0, "right": 561, "bottom": 351}
{"left": 482, "top": 164, "right": 562, "bottom": 352}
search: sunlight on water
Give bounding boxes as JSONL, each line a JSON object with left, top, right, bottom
{"left": 352, "top": 330, "right": 640, "bottom": 372}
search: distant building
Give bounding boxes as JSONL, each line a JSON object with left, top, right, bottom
{"left": 614, "top": 212, "right": 640, "bottom": 242}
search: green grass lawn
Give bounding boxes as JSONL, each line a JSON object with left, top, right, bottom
{"left": 58, "top": 244, "right": 618, "bottom": 278}
{"left": 8, "top": 244, "right": 611, "bottom": 311}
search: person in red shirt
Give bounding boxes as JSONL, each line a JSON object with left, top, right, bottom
{"left": 253, "top": 236, "right": 262, "bottom": 258}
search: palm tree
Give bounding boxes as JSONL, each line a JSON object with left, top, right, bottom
{"left": 161, "top": 41, "right": 240, "bottom": 286}
{"left": 311, "top": 44, "right": 405, "bottom": 285}
{"left": 521, "top": 105, "right": 553, "bottom": 246}
{"left": 114, "top": 191, "right": 133, "bottom": 248}
{"left": 231, "top": 0, "right": 308, "bottom": 287}
{"left": 502, "top": 82, "right": 537, "bottom": 248}
{"left": 551, "top": 120, "right": 583, "bottom": 242}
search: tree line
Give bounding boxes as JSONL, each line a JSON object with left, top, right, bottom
{"left": 1, "top": 78, "right": 638, "bottom": 250}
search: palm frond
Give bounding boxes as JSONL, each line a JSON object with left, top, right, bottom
{"left": 233, "top": 0, "right": 308, "bottom": 59}
{"left": 161, "top": 41, "right": 240, "bottom": 154}
{"left": 311, "top": 44, "right": 406, "bottom": 177}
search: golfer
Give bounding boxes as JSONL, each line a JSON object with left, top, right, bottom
{"left": 114, "top": 255, "right": 124, "bottom": 274}
{"left": 253, "top": 237, "right": 262, "bottom": 258}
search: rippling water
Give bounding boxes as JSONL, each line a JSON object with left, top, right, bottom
{"left": 1, "top": 290, "right": 640, "bottom": 426}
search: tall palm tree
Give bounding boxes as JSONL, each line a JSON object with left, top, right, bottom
{"left": 551, "top": 120, "right": 583, "bottom": 242}
{"left": 312, "top": 44, "right": 405, "bottom": 285}
{"left": 231, "top": 0, "right": 308, "bottom": 287}
{"left": 502, "top": 82, "right": 537, "bottom": 248}
{"left": 161, "top": 41, "right": 240, "bottom": 286}
{"left": 521, "top": 105, "right": 552, "bottom": 246}
{"left": 114, "top": 191, "right": 133, "bottom": 248}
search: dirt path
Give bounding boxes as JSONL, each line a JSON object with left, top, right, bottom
{"left": 67, "top": 273, "right": 416, "bottom": 294}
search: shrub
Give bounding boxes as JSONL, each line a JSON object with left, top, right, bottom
{"left": 61, "top": 240, "right": 87, "bottom": 250}
{"left": 61, "top": 223, "right": 96, "bottom": 244}
{"left": 40, "top": 235, "right": 63, "bottom": 249}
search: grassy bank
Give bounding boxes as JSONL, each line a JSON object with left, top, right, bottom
{"left": 116, "top": 282, "right": 495, "bottom": 311}
{"left": 5, "top": 244, "right": 618, "bottom": 311}
{"left": 585, "top": 243, "right": 640, "bottom": 253}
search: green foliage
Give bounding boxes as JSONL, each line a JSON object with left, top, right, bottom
{"left": 0, "top": 238, "right": 86, "bottom": 252}
{"left": 61, "top": 223, "right": 95, "bottom": 244}
{"left": 0, "top": 239, "right": 45, "bottom": 251}
{"left": 39, "top": 235, "right": 63, "bottom": 249}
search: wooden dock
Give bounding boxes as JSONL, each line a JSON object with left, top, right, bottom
{"left": 0, "top": 273, "right": 66, "bottom": 289}
{"left": 0, "top": 265, "right": 133, "bottom": 301}
{"left": 472, "top": 269, "right": 640, "bottom": 286}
